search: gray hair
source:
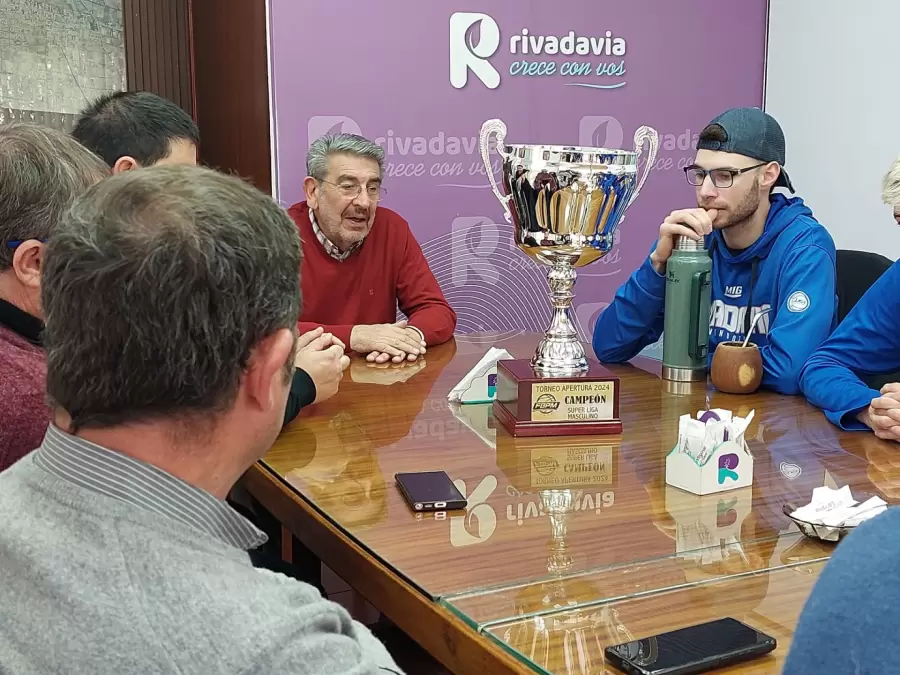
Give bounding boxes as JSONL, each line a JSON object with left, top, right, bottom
{"left": 41, "top": 165, "right": 302, "bottom": 432}
{"left": 306, "top": 133, "right": 384, "bottom": 181}
{"left": 882, "top": 157, "right": 900, "bottom": 209}
{"left": 0, "top": 122, "right": 108, "bottom": 270}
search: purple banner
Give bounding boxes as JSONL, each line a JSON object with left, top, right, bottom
{"left": 268, "top": 1, "right": 767, "bottom": 338}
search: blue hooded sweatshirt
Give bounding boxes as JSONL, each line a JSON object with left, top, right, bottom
{"left": 799, "top": 259, "right": 900, "bottom": 430}
{"left": 592, "top": 194, "right": 837, "bottom": 395}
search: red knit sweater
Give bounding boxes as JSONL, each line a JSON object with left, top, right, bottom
{"left": 0, "top": 322, "right": 49, "bottom": 472}
{"left": 288, "top": 202, "right": 456, "bottom": 349}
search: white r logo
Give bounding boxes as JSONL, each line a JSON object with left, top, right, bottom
{"left": 449, "top": 475, "right": 498, "bottom": 546}
{"left": 449, "top": 12, "right": 501, "bottom": 90}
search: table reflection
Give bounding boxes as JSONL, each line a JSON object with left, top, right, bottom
{"left": 491, "top": 561, "right": 822, "bottom": 675}
{"left": 261, "top": 333, "right": 900, "bottom": 616}
{"left": 504, "top": 487, "right": 638, "bottom": 673}
{"left": 284, "top": 412, "right": 388, "bottom": 529}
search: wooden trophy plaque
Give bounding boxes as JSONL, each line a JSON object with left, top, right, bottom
{"left": 492, "top": 359, "right": 622, "bottom": 438}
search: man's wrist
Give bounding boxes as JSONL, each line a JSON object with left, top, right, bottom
{"left": 407, "top": 325, "right": 425, "bottom": 343}
{"left": 857, "top": 408, "right": 874, "bottom": 430}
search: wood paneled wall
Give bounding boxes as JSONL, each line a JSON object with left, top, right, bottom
{"left": 123, "top": 0, "right": 195, "bottom": 118}
{"left": 122, "top": 0, "right": 272, "bottom": 193}
{"left": 190, "top": 0, "right": 273, "bottom": 194}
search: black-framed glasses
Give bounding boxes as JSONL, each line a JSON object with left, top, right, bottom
{"left": 6, "top": 238, "right": 47, "bottom": 249}
{"left": 684, "top": 162, "right": 766, "bottom": 189}
{"left": 320, "top": 179, "right": 387, "bottom": 202}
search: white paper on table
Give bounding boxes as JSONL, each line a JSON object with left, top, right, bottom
{"left": 446, "top": 347, "right": 513, "bottom": 403}
{"left": 790, "top": 485, "right": 857, "bottom": 524}
{"left": 820, "top": 496, "right": 888, "bottom": 528}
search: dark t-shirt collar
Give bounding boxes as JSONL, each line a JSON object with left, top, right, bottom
{"left": 0, "top": 297, "right": 42, "bottom": 345}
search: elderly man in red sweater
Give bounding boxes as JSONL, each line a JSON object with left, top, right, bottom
{"left": 289, "top": 133, "right": 457, "bottom": 364}
{"left": 0, "top": 124, "right": 109, "bottom": 472}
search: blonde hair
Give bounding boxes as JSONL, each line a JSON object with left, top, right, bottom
{"left": 882, "top": 157, "right": 900, "bottom": 208}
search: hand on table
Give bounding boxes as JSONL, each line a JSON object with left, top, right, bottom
{"left": 294, "top": 327, "right": 350, "bottom": 404}
{"left": 859, "top": 383, "right": 900, "bottom": 442}
{"left": 649, "top": 208, "right": 717, "bottom": 274}
{"left": 350, "top": 321, "right": 426, "bottom": 364}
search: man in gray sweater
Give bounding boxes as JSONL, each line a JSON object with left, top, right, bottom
{"left": 0, "top": 165, "right": 402, "bottom": 674}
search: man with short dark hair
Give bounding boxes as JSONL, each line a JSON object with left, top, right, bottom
{"left": 0, "top": 123, "right": 108, "bottom": 472}
{"left": 71, "top": 90, "right": 199, "bottom": 171}
{"left": 0, "top": 165, "right": 401, "bottom": 674}
{"left": 72, "top": 90, "right": 346, "bottom": 424}
{"left": 593, "top": 107, "right": 837, "bottom": 394}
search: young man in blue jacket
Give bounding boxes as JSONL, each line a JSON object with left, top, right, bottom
{"left": 799, "top": 158, "right": 900, "bottom": 439}
{"left": 593, "top": 108, "right": 837, "bottom": 395}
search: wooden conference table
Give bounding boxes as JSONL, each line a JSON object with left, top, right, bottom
{"left": 241, "top": 333, "right": 900, "bottom": 674}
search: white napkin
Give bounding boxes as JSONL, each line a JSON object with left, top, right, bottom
{"left": 447, "top": 347, "right": 513, "bottom": 403}
{"left": 677, "top": 408, "right": 755, "bottom": 467}
{"left": 790, "top": 486, "right": 887, "bottom": 541}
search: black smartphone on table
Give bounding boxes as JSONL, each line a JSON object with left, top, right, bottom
{"left": 605, "top": 617, "right": 776, "bottom": 675}
{"left": 395, "top": 471, "right": 467, "bottom": 512}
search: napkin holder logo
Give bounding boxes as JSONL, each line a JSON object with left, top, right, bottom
{"left": 664, "top": 484, "right": 753, "bottom": 559}
{"left": 665, "top": 440, "right": 754, "bottom": 496}
{"left": 717, "top": 453, "right": 739, "bottom": 484}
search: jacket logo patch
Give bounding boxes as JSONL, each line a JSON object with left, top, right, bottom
{"left": 780, "top": 461, "right": 802, "bottom": 480}
{"left": 787, "top": 291, "right": 810, "bottom": 313}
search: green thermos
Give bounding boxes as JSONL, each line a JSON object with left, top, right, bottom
{"left": 662, "top": 236, "right": 712, "bottom": 382}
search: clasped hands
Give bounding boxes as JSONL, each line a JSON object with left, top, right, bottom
{"left": 294, "top": 328, "right": 350, "bottom": 404}
{"left": 862, "top": 383, "right": 900, "bottom": 442}
{"left": 293, "top": 322, "right": 425, "bottom": 404}
{"left": 349, "top": 320, "right": 426, "bottom": 364}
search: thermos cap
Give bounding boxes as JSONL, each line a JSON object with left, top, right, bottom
{"left": 675, "top": 235, "right": 706, "bottom": 251}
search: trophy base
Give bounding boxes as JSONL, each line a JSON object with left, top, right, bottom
{"left": 493, "top": 359, "right": 622, "bottom": 438}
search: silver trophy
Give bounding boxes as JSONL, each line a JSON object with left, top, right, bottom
{"left": 479, "top": 119, "right": 659, "bottom": 376}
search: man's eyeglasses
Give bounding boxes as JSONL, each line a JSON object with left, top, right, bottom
{"left": 321, "top": 180, "right": 387, "bottom": 202}
{"left": 6, "top": 238, "right": 47, "bottom": 249}
{"left": 684, "top": 162, "right": 766, "bottom": 189}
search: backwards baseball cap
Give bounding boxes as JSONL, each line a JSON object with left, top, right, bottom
{"left": 696, "top": 107, "right": 794, "bottom": 193}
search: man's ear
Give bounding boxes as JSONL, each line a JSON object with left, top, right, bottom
{"left": 12, "top": 240, "right": 44, "bottom": 289}
{"left": 112, "top": 156, "right": 140, "bottom": 174}
{"left": 762, "top": 162, "right": 781, "bottom": 190}
{"left": 243, "top": 328, "right": 296, "bottom": 411}
{"left": 303, "top": 176, "right": 320, "bottom": 209}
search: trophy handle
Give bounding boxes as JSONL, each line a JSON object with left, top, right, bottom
{"left": 627, "top": 125, "right": 660, "bottom": 209}
{"left": 479, "top": 119, "right": 513, "bottom": 223}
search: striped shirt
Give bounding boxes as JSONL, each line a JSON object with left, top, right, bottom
{"left": 33, "top": 424, "right": 266, "bottom": 550}
{"left": 309, "top": 207, "right": 362, "bottom": 261}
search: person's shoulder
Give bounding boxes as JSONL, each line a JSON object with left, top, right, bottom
{"left": 286, "top": 201, "right": 311, "bottom": 226}
{"left": 814, "top": 508, "right": 900, "bottom": 588}
{"left": 374, "top": 205, "right": 412, "bottom": 232}
{"left": 783, "top": 213, "right": 836, "bottom": 258}
{"left": 0, "top": 334, "right": 47, "bottom": 398}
